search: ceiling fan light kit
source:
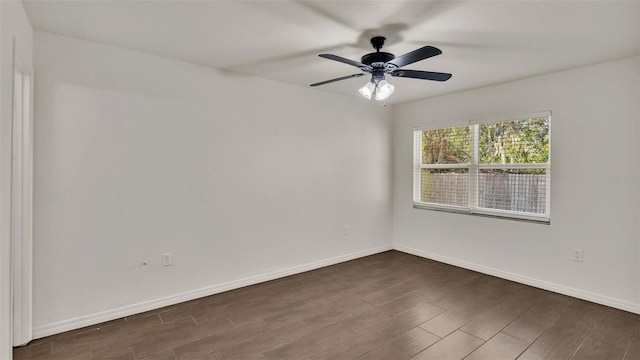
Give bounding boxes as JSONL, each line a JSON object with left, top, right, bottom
{"left": 311, "top": 36, "right": 452, "bottom": 103}
{"left": 358, "top": 81, "right": 376, "bottom": 100}
{"left": 374, "top": 79, "right": 395, "bottom": 101}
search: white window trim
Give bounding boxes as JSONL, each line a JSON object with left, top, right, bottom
{"left": 413, "top": 111, "right": 551, "bottom": 224}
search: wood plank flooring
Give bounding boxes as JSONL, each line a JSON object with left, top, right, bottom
{"left": 14, "top": 250, "right": 640, "bottom": 360}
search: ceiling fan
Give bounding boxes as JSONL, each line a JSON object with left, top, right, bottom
{"left": 310, "top": 36, "right": 452, "bottom": 102}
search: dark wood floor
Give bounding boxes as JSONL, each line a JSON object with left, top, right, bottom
{"left": 14, "top": 250, "right": 640, "bottom": 360}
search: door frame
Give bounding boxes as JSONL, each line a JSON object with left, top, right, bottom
{"left": 11, "top": 40, "right": 34, "bottom": 347}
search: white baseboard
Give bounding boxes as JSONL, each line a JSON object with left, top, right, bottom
{"left": 33, "top": 244, "right": 393, "bottom": 339}
{"left": 394, "top": 244, "right": 640, "bottom": 315}
{"left": 34, "top": 242, "right": 638, "bottom": 339}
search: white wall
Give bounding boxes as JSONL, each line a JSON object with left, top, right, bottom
{"left": 392, "top": 57, "right": 640, "bottom": 312}
{"left": 26, "top": 24, "right": 640, "bottom": 342}
{"left": 32, "top": 31, "right": 392, "bottom": 336}
{"left": 1, "top": 1, "right": 33, "bottom": 357}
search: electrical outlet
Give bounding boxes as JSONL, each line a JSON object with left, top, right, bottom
{"left": 572, "top": 248, "right": 583, "bottom": 262}
{"left": 162, "top": 252, "right": 172, "bottom": 266}
{"left": 344, "top": 225, "right": 350, "bottom": 235}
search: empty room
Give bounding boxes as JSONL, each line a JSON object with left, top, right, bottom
{"left": 1, "top": 0, "right": 640, "bottom": 359}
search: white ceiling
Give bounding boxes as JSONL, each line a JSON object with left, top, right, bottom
{"left": 23, "top": 0, "right": 640, "bottom": 104}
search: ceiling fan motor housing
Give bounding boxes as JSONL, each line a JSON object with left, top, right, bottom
{"left": 362, "top": 35, "right": 395, "bottom": 68}
{"left": 361, "top": 52, "right": 395, "bottom": 67}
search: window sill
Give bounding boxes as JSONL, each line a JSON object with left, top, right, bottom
{"left": 413, "top": 203, "right": 551, "bottom": 225}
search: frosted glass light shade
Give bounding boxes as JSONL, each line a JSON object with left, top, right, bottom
{"left": 375, "top": 80, "right": 394, "bottom": 101}
{"left": 359, "top": 81, "right": 375, "bottom": 100}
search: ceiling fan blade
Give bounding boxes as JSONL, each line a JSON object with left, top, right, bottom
{"left": 319, "top": 54, "right": 368, "bottom": 68}
{"left": 387, "top": 46, "right": 442, "bottom": 68}
{"left": 310, "top": 73, "right": 365, "bottom": 87}
{"left": 390, "top": 69, "right": 452, "bottom": 82}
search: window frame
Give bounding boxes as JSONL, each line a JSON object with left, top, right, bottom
{"left": 413, "top": 111, "right": 551, "bottom": 224}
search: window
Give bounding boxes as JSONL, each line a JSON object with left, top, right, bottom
{"left": 413, "top": 113, "right": 550, "bottom": 223}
